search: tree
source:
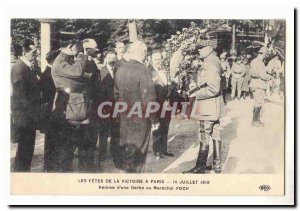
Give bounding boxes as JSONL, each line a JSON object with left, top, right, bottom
{"left": 11, "top": 19, "right": 40, "bottom": 56}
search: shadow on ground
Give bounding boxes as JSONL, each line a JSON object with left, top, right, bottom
{"left": 164, "top": 116, "right": 239, "bottom": 173}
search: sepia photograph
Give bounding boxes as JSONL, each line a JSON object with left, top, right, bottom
{"left": 4, "top": 1, "right": 295, "bottom": 204}
{"left": 10, "top": 18, "right": 285, "bottom": 174}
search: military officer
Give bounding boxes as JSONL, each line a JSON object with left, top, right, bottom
{"left": 266, "top": 54, "right": 282, "bottom": 95}
{"left": 183, "top": 46, "right": 224, "bottom": 174}
{"left": 51, "top": 35, "right": 89, "bottom": 172}
{"left": 249, "top": 47, "right": 272, "bottom": 127}
{"left": 219, "top": 52, "right": 230, "bottom": 105}
{"left": 241, "top": 56, "right": 251, "bottom": 99}
{"left": 231, "top": 56, "right": 246, "bottom": 100}
{"left": 11, "top": 39, "right": 40, "bottom": 172}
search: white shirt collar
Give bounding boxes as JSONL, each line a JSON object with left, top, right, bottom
{"left": 107, "top": 65, "right": 114, "bottom": 77}
{"left": 20, "top": 56, "right": 32, "bottom": 69}
{"left": 117, "top": 55, "right": 123, "bottom": 61}
{"left": 153, "top": 66, "right": 168, "bottom": 86}
{"left": 47, "top": 64, "right": 53, "bottom": 68}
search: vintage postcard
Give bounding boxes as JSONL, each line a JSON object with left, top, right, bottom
{"left": 5, "top": 1, "right": 295, "bottom": 206}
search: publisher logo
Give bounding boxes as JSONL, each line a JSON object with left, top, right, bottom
{"left": 259, "top": 185, "right": 271, "bottom": 191}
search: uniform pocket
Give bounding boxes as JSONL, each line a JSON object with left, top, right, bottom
{"left": 66, "top": 93, "right": 88, "bottom": 121}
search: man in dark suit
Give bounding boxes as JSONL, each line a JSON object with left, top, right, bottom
{"left": 97, "top": 50, "right": 120, "bottom": 162}
{"left": 149, "top": 51, "right": 174, "bottom": 159}
{"left": 114, "top": 41, "right": 159, "bottom": 173}
{"left": 11, "top": 39, "right": 40, "bottom": 172}
{"left": 39, "top": 50, "right": 60, "bottom": 172}
{"left": 77, "top": 39, "right": 100, "bottom": 172}
{"left": 114, "top": 42, "right": 127, "bottom": 74}
{"left": 115, "top": 42, "right": 125, "bottom": 62}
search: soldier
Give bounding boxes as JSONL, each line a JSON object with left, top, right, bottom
{"left": 11, "top": 39, "right": 40, "bottom": 172}
{"left": 149, "top": 51, "right": 174, "bottom": 159}
{"left": 183, "top": 46, "right": 224, "bottom": 174}
{"left": 266, "top": 54, "right": 282, "bottom": 95}
{"left": 219, "top": 52, "right": 230, "bottom": 105}
{"left": 241, "top": 56, "right": 251, "bottom": 100}
{"left": 249, "top": 47, "right": 272, "bottom": 127}
{"left": 51, "top": 35, "right": 89, "bottom": 172}
{"left": 231, "top": 56, "right": 246, "bottom": 100}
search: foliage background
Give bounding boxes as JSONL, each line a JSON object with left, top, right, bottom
{"left": 11, "top": 19, "right": 284, "bottom": 56}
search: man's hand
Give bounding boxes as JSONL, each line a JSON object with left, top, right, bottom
{"left": 186, "top": 82, "right": 197, "bottom": 97}
{"left": 152, "top": 122, "right": 160, "bottom": 131}
{"left": 189, "top": 82, "right": 197, "bottom": 90}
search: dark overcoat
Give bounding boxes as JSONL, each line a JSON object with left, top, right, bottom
{"left": 114, "top": 59, "right": 156, "bottom": 159}
{"left": 99, "top": 66, "right": 115, "bottom": 104}
{"left": 114, "top": 58, "right": 127, "bottom": 74}
{"left": 11, "top": 59, "right": 41, "bottom": 129}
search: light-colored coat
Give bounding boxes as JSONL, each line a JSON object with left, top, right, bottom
{"left": 191, "top": 54, "right": 224, "bottom": 121}
{"left": 249, "top": 57, "right": 271, "bottom": 90}
{"left": 51, "top": 52, "right": 89, "bottom": 122}
{"left": 231, "top": 62, "right": 246, "bottom": 80}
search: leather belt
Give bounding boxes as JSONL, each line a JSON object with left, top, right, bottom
{"left": 56, "top": 87, "right": 86, "bottom": 94}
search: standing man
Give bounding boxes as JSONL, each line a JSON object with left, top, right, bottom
{"left": 39, "top": 50, "right": 60, "bottom": 172}
{"left": 11, "top": 39, "right": 40, "bottom": 172}
{"left": 115, "top": 41, "right": 125, "bottom": 62}
{"left": 231, "top": 56, "right": 246, "bottom": 100}
{"left": 249, "top": 47, "right": 272, "bottom": 127}
{"left": 76, "top": 38, "right": 100, "bottom": 172}
{"left": 149, "top": 51, "right": 174, "bottom": 159}
{"left": 241, "top": 56, "right": 251, "bottom": 100}
{"left": 183, "top": 46, "right": 224, "bottom": 174}
{"left": 98, "top": 50, "right": 120, "bottom": 162}
{"left": 114, "top": 41, "right": 158, "bottom": 173}
{"left": 114, "top": 42, "right": 127, "bottom": 73}
{"left": 266, "top": 54, "right": 282, "bottom": 96}
{"left": 219, "top": 52, "right": 231, "bottom": 105}
{"left": 51, "top": 36, "right": 89, "bottom": 172}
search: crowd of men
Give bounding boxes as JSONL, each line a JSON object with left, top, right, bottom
{"left": 11, "top": 34, "right": 285, "bottom": 174}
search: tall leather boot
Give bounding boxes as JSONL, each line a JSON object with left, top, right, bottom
{"left": 256, "top": 107, "right": 264, "bottom": 127}
{"left": 183, "top": 143, "right": 209, "bottom": 174}
{"left": 213, "top": 140, "right": 222, "bottom": 173}
{"left": 252, "top": 107, "right": 257, "bottom": 126}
